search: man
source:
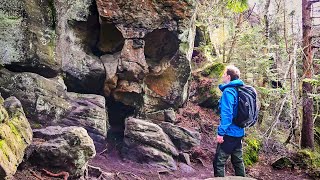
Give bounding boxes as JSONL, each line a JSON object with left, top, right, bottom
{"left": 213, "top": 65, "right": 245, "bottom": 177}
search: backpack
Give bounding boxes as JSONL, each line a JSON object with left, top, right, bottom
{"left": 233, "top": 85, "right": 258, "bottom": 128}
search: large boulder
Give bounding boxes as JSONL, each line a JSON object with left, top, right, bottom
{"left": 0, "top": 96, "right": 33, "bottom": 179}
{"left": 160, "top": 122, "right": 200, "bottom": 151}
{"left": 0, "top": 69, "right": 108, "bottom": 142}
{"left": 96, "top": 0, "right": 197, "bottom": 113}
{"left": 28, "top": 126, "right": 96, "bottom": 178}
{"left": 122, "top": 117, "right": 178, "bottom": 170}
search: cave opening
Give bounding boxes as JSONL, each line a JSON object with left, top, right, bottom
{"left": 106, "top": 98, "right": 135, "bottom": 143}
{"left": 144, "top": 29, "right": 179, "bottom": 68}
{"left": 63, "top": 3, "right": 126, "bottom": 95}
{"left": 64, "top": 2, "right": 125, "bottom": 57}
{"left": 97, "top": 22, "right": 125, "bottom": 55}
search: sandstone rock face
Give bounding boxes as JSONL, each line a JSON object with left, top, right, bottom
{"left": 1, "top": 0, "right": 105, "bottom": 93}
{"left": 1, "top": 0, "right": 197, "bottom": 113}
{"left": 0, "top": 69, "right": 108, "bottom": 142}
{"left": 96, "top": 0, "right": 197, "bottom": 113}
{"left": 0, "top": 96, "right": 33, "bottom": 179}
{"left": 122, "top": 117, "right": 178, "bottom": 170}
{"left": 0, "top": 0, "right": 59, "bottom": 76}
{"left": 28, "top": 126, "right": 96, "bottom": 178}
{"left": 55, "top": 0, "right": 106, "bottom": 94}
{"left": 0, "top": 0, "right": 199, "bottom": 172}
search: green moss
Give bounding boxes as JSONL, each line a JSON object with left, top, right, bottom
{"left": 0, "top": 96, "right": 4, "bottom": 104}
{"left": 8, "top": 120, "right": 23, "bottom": 145}
{"left": 47, "top": 30, "right": 56, "bottom": 62}
{"left": 209, "top": 86, "right": 218, "bottom": 95}
{"left": 0, "top": 140, "right": 5, "bottom": 149}
{"left": 179, "top": 42, "right": 190, "bottom": 54}
{"left": 31, "top": 123, "right": 43, "bottom": 129}
{"left": 298, "top": 149, "right": 320, "bottom": 168}
{"left": 243, "top": 137, "right": 261, "bottom": 166}
{"left": 297, "top": 149, "right": 320, "bottom": 178}
{"left": 0, "top": 140, "right": 10, "bottom": 161}
{"left": 0, "top": 106, "right": 8, "bottom": 123}
{"left": 8, "top": 122, "right": 19, "bottom": 136}
{"left": 201, "top": 63, "right": 225, "bottom": 78}
{"left": 47, "top": 0, "right": 56, "bottom": 29}
{"left": 0, "top": 14, "right": 22, "bottom": 26}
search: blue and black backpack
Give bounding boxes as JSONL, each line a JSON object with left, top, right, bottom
{"left": 233, "top": 85, "right": 258, "bottom": 128}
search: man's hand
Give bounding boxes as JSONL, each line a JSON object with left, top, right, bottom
{"left": 216, "top": 135, "right": 224, "bottom": 144}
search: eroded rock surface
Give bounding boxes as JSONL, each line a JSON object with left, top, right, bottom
{"left": 122, "top": 117, "right": 178, "bottom": 170}
{"left": 160, "top": 122, "right": 200, "bottom": 151}
{"left": 0, "top": 0, "right": 199, "bottom": 172}
{"left": 0, "top": 69, "right": 108, "bottom": 142}
{"left": 0, "top": 0, "right": 58, "bottom": 77}
{"left": 28, "top": 126, "right": 96, "bottom": 178}
{"left": 96, "top": 0, "right": 197, "bottom": 113}
{"left": 0, "top": 96, "right": 32, "bottom": 179}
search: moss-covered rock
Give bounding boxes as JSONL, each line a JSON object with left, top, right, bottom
{"left": 293, "top": 149, "right": 320, "bottom": 178}
{"left": 189, "top": 71, "right": 221, "bottom": 110}
{"left": 296, "top": 149, "right": 320, "bottom": 168}
{"left": 0, "top": 0, "right": 59, "bottom": 74}
{"left": 272, "top": 157, "right": 295, "bottom": 170}
{"left": 189, "top": 62, "right": 224, "bottom": 110}
{"left": 0, "top": 96, "right": 32, "bottom": 179}
{"left": 243, "top": 137, "right": 261, "bottom": 166}
{"left": 201, "top": 62, "right": 225, "bottom": 79}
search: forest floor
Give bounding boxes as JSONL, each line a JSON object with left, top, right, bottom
{"left": 13, "top": 103, "right": 311, "bottom": 180}
{"left": 88, "top": 103, "right": 311, "bottom": 180}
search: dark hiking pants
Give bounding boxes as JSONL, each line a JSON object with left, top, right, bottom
{"left": 213, "top": 136, "right": 245, "bottom": 177}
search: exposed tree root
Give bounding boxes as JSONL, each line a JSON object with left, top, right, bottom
{"left": 196, "top": 157, "right": 209, "bottom": 168}
{"left": 41, "top": 168, "right": 69, "bottom": 180}
{"left": 30, "top": 170, "right": 44, "bottom": 180}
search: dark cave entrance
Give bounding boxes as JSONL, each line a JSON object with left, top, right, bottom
{"left": 106, "top": 98, "right": 135, "bottom": 142}
{"left": 97, "top": 22, "right": 125, "bottom": 55}
{"left": 144, "top": 29, "right": 179, "bottom": 68}
{"left": 4, "top": 62, "right": 58, "bottom": 78}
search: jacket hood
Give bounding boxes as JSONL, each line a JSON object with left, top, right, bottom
{"left": 219, "top": 79, "right": 244, "bottom": 91}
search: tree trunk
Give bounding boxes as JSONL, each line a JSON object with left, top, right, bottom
{"left": 226, "top": 13, "right": 243, "bottom": 63}
{"left": 301, "top": 0, "right": 315, "bottom": 149}
{"left": 263, "top": 0, "right": 271, "bottom": 54}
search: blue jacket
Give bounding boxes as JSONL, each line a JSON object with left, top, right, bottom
{"left": 217, "top": 79, "right": 245, "bottom": 137}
